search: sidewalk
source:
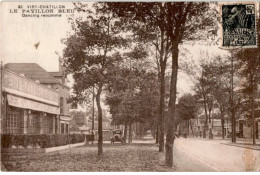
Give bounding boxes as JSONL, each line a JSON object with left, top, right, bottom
{"left": 183, "top": 136, "right": 260, "bottom": 151}
{"left": 174, "top": 138, "right": 260, "bottom": 171}
{"left": 221, "top": 138, "right": 260, "bottom": 151}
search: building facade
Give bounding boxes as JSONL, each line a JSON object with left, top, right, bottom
{"left": 1, "top": 63, "right": 71, "bottom": 134}
{"left": 0, "top": 68, "right": 60, "bottom": 134}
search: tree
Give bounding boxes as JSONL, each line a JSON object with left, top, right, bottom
{"left": 106, "top": 65, "right": 159, "bottom": 143}
{"left": 163, "top": 2, "right": 217, "bottom": 165}
{"left": 104, "top": 2, "right": 172, "bottom": 152}
{"left": 197, "top": 56, "right": 232, "bottom": 139}
{"left": 235, "top": 27, "right": 260, "bottom": 144}
{"left": 230, "top": 16, "right": 260, "bottom": 144}
{"left": 194, "top": 63, "right": 216, "bottom": 139}
{"left": 104, "top": 2, "right": 216, "bottom": 166}
{"left": 69, "top": 110, "right": 86, "bottom": 132}
{"left": 177, "top": 93, "right": 198, "bottom": 136}
{"left": 62, "top": 3, "right": 127, "bottom": 156}
{"left": 236, "top": 52, "right": 260, "bottom": 144}
{"left": 136, "top": 72, "right": 160, "bottom": 139}
{"left": 209, "top": 58, "right": 230, "bottom": 139}
{"left": 105, "top": 44, "right": 149, "bottom": 143}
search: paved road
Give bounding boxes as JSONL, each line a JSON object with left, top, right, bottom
{"left": 174, "top": 138, "right": 260, "bottom": 171}
{"left": 173, "top": 145, "right": 217, "bottom": 171}
{"left": 133, "top": 135, "right": 217, "bottom": 171}
{"left": 91, "top": 135, "right": 260, "bottom": 171}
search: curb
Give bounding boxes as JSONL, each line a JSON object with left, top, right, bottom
{"left": 221, "top": 143, "right": 260, "bottom": 151}
{"left": 1, "top": 141, "right": 86, "bottom": 154}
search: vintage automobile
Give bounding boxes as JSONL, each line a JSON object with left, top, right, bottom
{"left": 111, "top": 129, "right": 124, "bottom": 143}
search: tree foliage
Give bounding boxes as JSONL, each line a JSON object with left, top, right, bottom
{"left": 104, "top": 2, "right": 217, "bottom": 166}
{"left": 62, "top": 3, "right": 129, "bottom": 156}
{"left": 177, "top": 93, "right": 198, "bottom": 121}
{"left": 105, "top": 65, "right": 159, "bottom": 141}
{"left": 234, "top": 18, "right": 260, "bottom": 144}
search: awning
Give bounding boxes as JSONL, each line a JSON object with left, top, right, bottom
{"left": 7, "top": 94, "right": 60, "bottom": 115}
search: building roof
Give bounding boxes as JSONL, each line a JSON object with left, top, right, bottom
{"left": 49, "top": 72, "right": 63, "bottom": 77}
{"left": 5, "top": 63, "right": 60, "bottom": 84}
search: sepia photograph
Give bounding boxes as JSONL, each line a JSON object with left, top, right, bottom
{"left": 0, "top": 1, "right": 260, "bottom": 172}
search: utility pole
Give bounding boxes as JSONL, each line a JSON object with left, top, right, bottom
{"left": 92, "top": 85, "right": 95, "bottom": 144}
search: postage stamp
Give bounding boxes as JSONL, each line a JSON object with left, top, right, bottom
{"left": 220, "top": 2, "right": 258, "bottom": 49}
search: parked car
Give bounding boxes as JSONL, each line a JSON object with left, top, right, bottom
{"left": 111, "top": 129, "right": 124, "bottom": 143}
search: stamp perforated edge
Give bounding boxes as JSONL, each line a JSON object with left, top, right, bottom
{"left": 218, "top": 1, "right": 259, "bottom": 50}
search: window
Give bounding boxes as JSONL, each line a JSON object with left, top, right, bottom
{"left": 65, "top": 124, "right": 69, "bottom": 134}
{"left": 27, "top": 114, "right": 39, "bottom": 134}
{"left": 55, "top": 117, "right": 58, "bottom": 134}
{"left": 6, "top": 111, "right": 20, "bottom": 134}
{"left": 42, "top": 115, "right": 53, "bottom": 134}
{"left": 61, "top": 123, "right": 65, "bottom": 134}
{"left": 42, "top": 116, "right": 48, "bottom": 134}
{"left": 60, "top": 97, "right": 64, "bottom": 114}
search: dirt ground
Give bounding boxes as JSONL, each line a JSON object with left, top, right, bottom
{"left": 1, "top": 143, "right": 176, "bottom": 172}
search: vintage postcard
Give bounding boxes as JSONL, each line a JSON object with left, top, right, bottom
{"left": 0, "top": 1, "right": 260, "bottom": 172}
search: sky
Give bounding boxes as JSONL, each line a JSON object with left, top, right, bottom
{"left": 1, "top": 2, "right": 74, "bottom": 72}
{"left": 1, "top": 1, "right": 230, "bottom": 111}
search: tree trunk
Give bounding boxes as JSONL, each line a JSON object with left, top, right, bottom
{"left": 203, "top": 123, "right": 206, "bottom": 138}
{"left": 128, "top": 120, "right": 132, "bottom": 143}
{"left": 251, "top": 83, "right": 256, "bottom": 145}
{"left": 152, "top": 122, "right": 155, "bottom": 139}
{"left": 187, "top": 119, "right": 190, "bottom": 137}
{"left": 156, "top": 123, "right": 159, "bottom": 143}
{"left": 136, "top": 122, "right": 138, "bottom": 138}
{"left": 190, "top": 119, "right": 193, "bottom": 136}
{"left": 139, "top": 121, "right": 142, "bottom": 137}
{"left": 230, "top": 55, "right": 236, "bottom": 143}
{"left": 165, "top": 43, "right": 178, "bottom": 167}
{"left": 123, "top": 118, "right": 128, "bottom": 144}
{"left": 202, "top": 95, "right": 208, "bottom": 139}
{"left": 209, "top": 128, "right": 213, "bottom": 139}
{"left": 209, "top": 112, "right": 213, "bottom": 139}
{"left": 209, "top": 120, "right": 213, "bottom": 139}
{"left": 96, "top": 84, "right": 103, "bottom": 156}
{"left": 159, "top": 68, "right": 166, "bottom": 152}
{"left": 221, "top": 117, "right": 225, "bottom": 139}
{"left": 231, "top": 106, "right": 236, "bottom": 142}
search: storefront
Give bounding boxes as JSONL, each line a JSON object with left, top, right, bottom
{"left": 1, "top": 69, "right": 60, "bottom": 134}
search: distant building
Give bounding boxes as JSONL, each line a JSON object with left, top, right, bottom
{"left": 69, "top": 111, "right": 86, "bottom": 133}
{"left": 178, "top": 117, "right": 232, "bottom": 138}
{"left": 85, "top": 121, "right": 113, "bottom": 140}
{"left": 76, "top": 109, "right": 113, "bottom": 140}
{"left": 1, "top": 62, "right": 71, "bottom": 134}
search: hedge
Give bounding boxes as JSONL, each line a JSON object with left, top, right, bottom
{"left": 1, "top": 134, "right": 85, "bottom": 149}
{"left": 85, "top": 134, "right": 94, "bottom": 142}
